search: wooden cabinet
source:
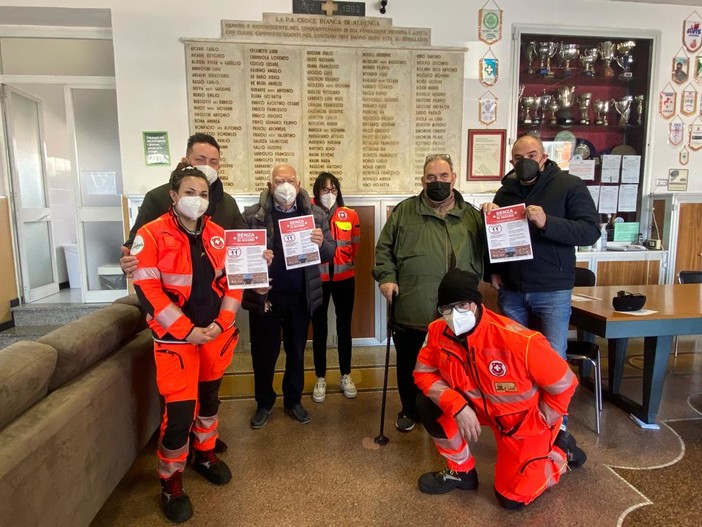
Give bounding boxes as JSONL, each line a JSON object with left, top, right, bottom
{"left": 576, "top": 249, "right": 666, "bottom": 286}
{"left": 516, "top": 31, "right": 654, "bottom": 225}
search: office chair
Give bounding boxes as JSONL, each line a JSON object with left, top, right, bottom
{"left": 673, "top": 270, "right": 702, "bottom": 357}
{"left": 567, "top": 267, "right": 602, "bottom": 434}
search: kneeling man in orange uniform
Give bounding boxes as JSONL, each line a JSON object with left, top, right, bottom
{"left": 414, "top": 268, "right": 586, "bottom": 509}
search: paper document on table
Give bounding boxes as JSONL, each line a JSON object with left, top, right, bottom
{"left": 571, "top": 293, "right": 601, "bottom": 302}
{"left": 485, "top": 204, "right": 534, "bottom": 263}
{"left": 614, "top": 309, "right": 658, "bottom": 316}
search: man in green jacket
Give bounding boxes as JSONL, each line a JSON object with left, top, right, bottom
{"left": 373, "top": 154, "right": 486, "bottom": 432}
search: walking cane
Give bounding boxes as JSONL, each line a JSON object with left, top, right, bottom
{"left": 374, "top": 292, "right": 397, "bottom": 446}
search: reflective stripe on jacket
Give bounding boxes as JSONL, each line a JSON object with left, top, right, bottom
{"left": 132, "top": 210, "right": 242, "bottom": 340}
{"left": 319, "top": 206, "right": 360, "bottom": 282}
{"left": 414, "top": 308, "right": 577, "bottom": 437}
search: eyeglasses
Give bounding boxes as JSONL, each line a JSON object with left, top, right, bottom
{"left": 437, "top": 301, "right": 473, "bottom": 316}
{"left": 425, "top": 154, "right": 452, "bottom": 163}
{"left": 320, "top": 187, "right": 338, "bottom": 195}
{"left": 425, "top": 154, "right": 453, "bottom": 168}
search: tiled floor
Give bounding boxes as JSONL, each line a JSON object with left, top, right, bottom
{"left": 91, "top": 336, "right": 702, "bottom": 526}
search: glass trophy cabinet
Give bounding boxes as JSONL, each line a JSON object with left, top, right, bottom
{"left": 515, "top": 29, "right": 654, "bottom": 230}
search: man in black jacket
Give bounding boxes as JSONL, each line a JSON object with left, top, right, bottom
{"left": 482, "top": 135, "right": 600, "bottom": 360}
{"left": 121, "top": 133, "right": 246, "bottom": 257}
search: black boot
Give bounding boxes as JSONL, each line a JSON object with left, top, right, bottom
{"left": 555, "top": 430, "right": 587, "bottom": 468}
{"left": 160, "top": 471, "right": 193, "bottom": 523}
{"left": 192, "top": 448, "right": 232, "bottom": 485}
{"left": 418, "top": 467, "right": 479, "bottom": 494}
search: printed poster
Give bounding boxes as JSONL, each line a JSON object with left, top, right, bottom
{"left": 224, "top": 229, "right": 269, "bottom": 289}
{"left": 485, "top": 204, "right": 534, "bottom": 264}
{"left": 278, "top": 215, "right": 321, "bottom": 270}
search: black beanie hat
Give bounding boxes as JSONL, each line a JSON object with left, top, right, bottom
{"left": 437, "top": 268, "right": 482, "bottom": 307}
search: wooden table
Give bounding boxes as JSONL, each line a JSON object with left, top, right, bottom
{"left": 570, "top": 284, "right": 702, "bottom": 428}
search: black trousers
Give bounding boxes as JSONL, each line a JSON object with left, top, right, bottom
{"left": 311, "top": 277, "right": 355, "bottom": 377}
{"left": 391, "top": 326, "right": 427, "bottom": 421}
{"left": 249, "top": 291, "right": 310, "bottom": 409}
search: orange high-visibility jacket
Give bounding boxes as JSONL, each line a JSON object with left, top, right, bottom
{"left": 319, "top": 206, "right": 360, "bottom": 282}
{"left": 131, "top": 211, "right": 242, "bottom": 341}
{"left": 414, "top": 308, "right": 577, "bottom": 436}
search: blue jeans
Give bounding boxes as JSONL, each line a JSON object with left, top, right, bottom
{"left": 497, "top": 289, "right": 572, "bottom": 360}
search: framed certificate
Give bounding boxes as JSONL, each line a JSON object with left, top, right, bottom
{"left": 467, "top": 129, "right": 506, "bottom": 181}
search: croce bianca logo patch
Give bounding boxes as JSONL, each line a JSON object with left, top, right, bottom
{"left": 488, "top": 360, "right": 507, "bottom": 377}
{"left": 131, "top": 235, "right": 145, "bottom": 255}
{"left": 210, "top": 236, "right": 224, "bottom": 249}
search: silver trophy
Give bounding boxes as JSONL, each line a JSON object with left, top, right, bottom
{"left": 547, "top": 98, "right": 560, "bottom": 125}
{"left": 538, "top": 93, "right": 554, "bottom": 123}
{"left": 532, "top": 96, "right": 543, "bottom": 125}
{"left": 594, "top": 99, "right": 609, "bottom": 125}
{"left": 634, "top": 94, "right": 645, "bottom": 125}
{"left": 520, "top": 96, "right": 537, "bottom": 124}
{"left": 599, "top": 40, "right": 616, "bottom": 77}
{"left": 615, "top": 40, "right": 636, "bottom": 78}
{"left": 558, "top": 43, "right": 580, "bottom": 77}
{"left": 535, "top": 41, "right": 559, "bottom": 77}
{"left": 579, "top": 47, "right": 599, "bottom": 76}
{"left": 524, "top": 42, "right": 537, "bottom": 75}
{"left": 578, "top": 92, "right": 592, "bottom": 125}
{"left": 555, "top": 85, "right": 576, "bottom": 125}
{"left": 611, "top": 95, "right": 633, "bottom": 126}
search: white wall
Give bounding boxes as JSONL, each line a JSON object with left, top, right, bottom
{"left": 3, "top": 0, "right": 700, "bottom": 196}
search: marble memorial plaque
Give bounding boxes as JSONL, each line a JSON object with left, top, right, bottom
{"left": 184, "top": 14, "right": 464, "bottom": 194}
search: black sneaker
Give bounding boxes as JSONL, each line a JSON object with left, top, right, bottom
{"left": 554, "top": 430, "right": 587, "bottom": 468}
{"left": 250, "top": 407, "right": 273, "bottom": 429}
{"left": 192, "top": 449, "right": 232, "bottom": 485}
{"left": 395, "top": 412, "right": 416, "bottom": 432}
{"left": 284, "top": 403, "right": 311, "bottom": 424}
{"left": 418, "top": 467, "right": 479, "bottom": 495}
{"left": 160, "top": 471, "right": 193, "bottom": 523}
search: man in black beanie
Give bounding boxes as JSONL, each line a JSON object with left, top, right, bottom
{"left": 413, "top": 268, "right": 586, "bottom": 509}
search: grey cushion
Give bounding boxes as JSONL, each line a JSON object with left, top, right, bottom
{"left": 0, "top": 341, "right": 57, "bottom": 430}
{"left": 39, "top": 303, "right": 141, "bottom": 391}
{"left": 113, "top": 294, "right": 148, "bottom": 332}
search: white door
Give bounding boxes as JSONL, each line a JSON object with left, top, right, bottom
{"left": 1, "top": 84, "right": 59, "bottom": 302}
{"left": 65, "top": 85, "right": 126, "bottom": 303}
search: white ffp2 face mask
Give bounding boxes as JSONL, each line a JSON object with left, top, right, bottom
{"left": 443, "top": 308, "right": 476, "bottom": 336}
{"left": 176, "top": 196, "right": 209, "bottom": 220}
{"left": 273, "top": 182, "right": 297, "bottom": 207}
{"left": 320, "top": 193, "right": 336, "bottom": 210}
{"left": 194, "top": 164, "right": 218, "bottom": 185}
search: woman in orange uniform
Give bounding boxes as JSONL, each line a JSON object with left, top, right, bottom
{"left": 131, "top": 164, "right": 242, "bottom": 523}
{"left": 310, "top": 172, "right": 361, "bottom": 403}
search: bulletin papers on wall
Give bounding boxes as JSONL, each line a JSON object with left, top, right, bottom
{"left": 585, "top": 154, "right": 640, "bottom": 214}
{"left": 224, "top": 229, "right": 269, "bottom": 289}
{"left": 485, "top": 204, "right": 534, "bottom": 264}
{"left": 278, "top": 215, "right": 321, "bottom": 270}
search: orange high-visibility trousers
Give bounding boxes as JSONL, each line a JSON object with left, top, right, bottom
{"left": 419, "top": 393, "right": 568, "bottom": 506}
{"left": 155, "top": 325, "right": 239, "bottom": 478}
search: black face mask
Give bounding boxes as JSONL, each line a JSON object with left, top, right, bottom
{"left": 515, "top": 158, "right": 540, "bottom": 182}
{"left": 425, "top": 181, "right": 452, "bottom": 201}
